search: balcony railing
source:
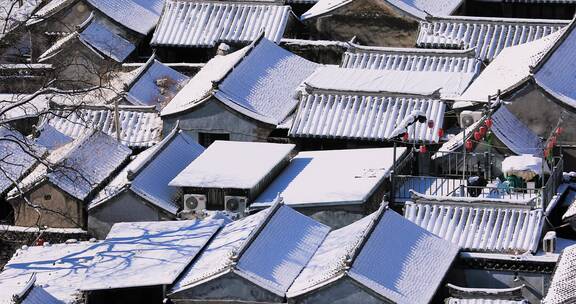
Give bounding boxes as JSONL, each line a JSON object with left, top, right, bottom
{"left": 393, "top": 156, "right": 563, "bottom": 208}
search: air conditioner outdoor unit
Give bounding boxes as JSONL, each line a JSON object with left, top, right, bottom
{"left": 224, "top": 196, "right": 247, "bottom": 218}
{"left": 459, "top": 111, "right": 483, "bottom": 128}
{"left": 183, "top": 194, "right": 207, "bottom": 213}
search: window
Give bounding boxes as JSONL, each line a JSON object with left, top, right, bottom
{"left": 199, "top": 132, "right": 229, "bottom": 147}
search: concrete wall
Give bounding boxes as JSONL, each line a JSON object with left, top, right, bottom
{"left": 88, "top": 191, "right": 174, "bottom": 239}
{"left": 289, "top": 276, "right": 388, "bottom": 304}
{"left": 162, "top": 98, "right": 275, "bottom": 143}
{"left": 170, "top": 271, "right": 284, "bottom": 303}
{"left": 304, "top": 0, "right": 419, "bottom": 47}
{"left": 10, "top": 182, "right": 84, "bottom": 228}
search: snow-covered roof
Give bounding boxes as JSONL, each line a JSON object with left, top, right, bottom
{"left": 151, "top": 0, "right": 291, "bottom": 47}
{"left": 126, "top": 56, "right": 189, "bottom": 107}
{"left": 162, "top": 38, "right": 318, "bottom": 124}
{"left": 543, "top": 244, "right": 576, "bottom": 304}
{"left": 26, "top": 0, "right": 73, "bottom": 25}
{"left": 417, "top": 16, "right": 568, "bottom": 62}
{"left": 34, "top": 124, "right": 74, "bottom": 151}
{"left": 86, "top": 0, "right": 164, "bottom": 35}
{"left": 304, "top": 65, "right": 475, "bottom": 98}
{"left": 43, "top": 104, "right": 162, "bottom": 148}
{"left": 0, "top": 240, "right": 106, "bottom": 304}
{"left": 405, "top": 199, "right": 543, "bottom": 253}
{"left": 288, "top": 206, "right": 459, "bottom": 304}
{"left": 302, "top": 0, "right": 463, "bottom": 21}
{"left": 342, "top": 43, "right": 480, "bottom": 74}
{"left": 89, "top": 127, "right": 205, "bottom": 215}
{"left": 252, "top": 148, "right": 407, "bottom": 208}
{"left": 0, "top": 0, "right": 41, "bottom": 39}
{"left": 533, "top": 18, "right": 576, "bottom": 108}
{"left": 459, "top": 29, "right": 563, "bottom": 102}
{"left": 562, "top": 188, "right": 576, "bottom": 221}
{"left": 289, "top": 92, "right": 446, "bottom": 143}
{"left": 0, "top": 127, "right": 46, "bottom": 195}
{"left": 0, "top": 93, "right": 53, "bottom": 123}
{"left": 171, "top": 204, "right": 330, "bottom": 297}
{"left": 447, "top": 299, "right": 528, "bottom": 304}
{"left": 169, "top": 141, "right": 294, "bottom": 189}
{"left": 81, "top": 219, "right": 223, "bottom": 291}
{"left": 490, "top": 106, "right": 543, "bottom": 156}
{"left": 9, "top": 130, "right": 131, "bottom": 201}
{"left": 79, "top": 17, "right": 135, "bottom": 62}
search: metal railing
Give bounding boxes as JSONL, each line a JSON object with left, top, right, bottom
{"left": 431, "top": 151, "right": 493, "bottom": 178}
{"left": 394, "top": 175, "right": 541, "bottom": 204}
{"left": 542, "top": 157, "right": 564, "bottom": 209}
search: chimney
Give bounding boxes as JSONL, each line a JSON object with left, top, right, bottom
{"left": 217, "top": 43, "right": 231, "bottom": 56}
{"left": 543, "top": 231, "right": 557, "bottom": 254}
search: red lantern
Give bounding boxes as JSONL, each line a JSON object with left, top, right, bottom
{"left": 35, "top": 238, "right": 44, "bottom": 246}
{"left": 547, "top": 141, "right": 554, "bottom": 150}
{"left": 485, "top": 118, "right": 493, "bottom": 128}
{"left": 419, "top": 145, "right": 428, "bottom": 153}
{"left": 556, "top": 127, "right": 564, "bottom": 135}
{"left": 438, "top": 128, "right": 444, "bottom": 137}
{"left": 427, "top": 120, "right": 435, "bottom": 129}
{"left": 544, "top": 149, "right": 550, "bottom": 158}
{"left": 551, "top": 136, "right": 557, "bottom": 146}
{"left": 465, "top": 139, "right": 473, "bottom": 151}
{"left": 402, "top": 132, "right": 409, "bottom": 142}
{"left": 479, "top": 126, "right": 487, "bottom": 136}
{"left": 473, "top": 131, "right": 482, "bottom": 141}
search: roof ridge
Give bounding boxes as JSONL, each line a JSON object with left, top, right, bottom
{"left": 531, "top": 17, "right": 576, "bottom": 74}
{"left": 302, "top": 84, "right": 443, "bottom": 99}
{"left": 126, "top": 123, "right": 181, "bottom": 180}
{"left": 344, "top": 204, "right": 387, "bottom": 269}
{"left": 424, "top": 15, "right": 571, "bottom": 25}
{"left": 231, "top": 197, "right": 284, "bottom": 263}
{"left": 346, "top": 42, "right": 476, "bottom": 57}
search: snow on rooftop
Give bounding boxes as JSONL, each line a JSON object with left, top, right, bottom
{"left": 172, "top": 205, "right": 329, "bottom": 296}
{"left": 535, "top": 19, "right": 576, "bottom": 108}
{"left": 126, "top": 58, "right": 189, "bottom": 107}
{"left": 34, "top": 123, "right": 74, "bottom": 151}
{"left": 288, "top": 212, "right": 376, "bottom": 297}
{"left": 0, "top": 241, "right": 106, "bottom": 304}
{"left": 90, "top": 129, "right": 205, "bottom": 215}
{"left": 459, "top": 29, "right": 563, "bottom": 102}
{"left": 86, "top": 0, "right": 164, "bottom": 35}
{"left": 10, "top": 131, "right": 131, "bottom": 201}
{"left": 171, "top": 208, "right": 272, "bottom": 292}
{"left": 0, "top": 93, "right": 50, "bottom": 122}
{"left": 169, "top": 141, "right": 294, "bottom": 189}
{"left": 161, "top": 45, "right": 251, "bottom": 116}
{"left": 289, "top": 208, "right": 459, "bottom": 303}
{"left": 302, "top": 0, "right": 463, "bottom": 20}
{"left": 502, "top": 154, "right": 549, "bottom": 176}
{"left": 79, "top": 18, "right": 135, "bottom": 62}
{"left": 543, "top": 244, "right": 576, "bottom": 304}
{"left": 45, "top": 104, "right": 163, "bottom": 148}
{"left": 349, "top": 210, "right": 459, "bottom": 304}
{"left": 234, "top": 206, "right": 329, "bottom": 295}
{"left": 0, "top": 0, "right": 41, "bottom": 39}
{"left": 81, "top": 219, "right": 223, "bottom": 291}
{"left": 162, "top": 38, "right": 318, "bottom": 124}
{"left": 252, "top": 148, "right": 406, "bottom": 208}
{"left": 289, "top": 92, "right": 445, "bottom": 143}
{"left": 417, "top": 16, "right": 568, "bottom": 62}
{"left": 304, "top": 65, "right": 475, "bottom": 98}
{"left": 0, "top": 127, "right": 46, "bottom": 195}
{"left": 342, "top": 44, "right": 479, "bottom": 74}
{"left": 405, "top": 200, "right": 543, "bottom": 254}
{"left": 151, "top": 0, "right": 291, "bottom": 47}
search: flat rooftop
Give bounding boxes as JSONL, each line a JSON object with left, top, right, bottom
{"left": 252, "top": 147, "right": 406, "bottom": 208}
{"left": 170, "top": 141, "right": 295, "bottom": 189}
